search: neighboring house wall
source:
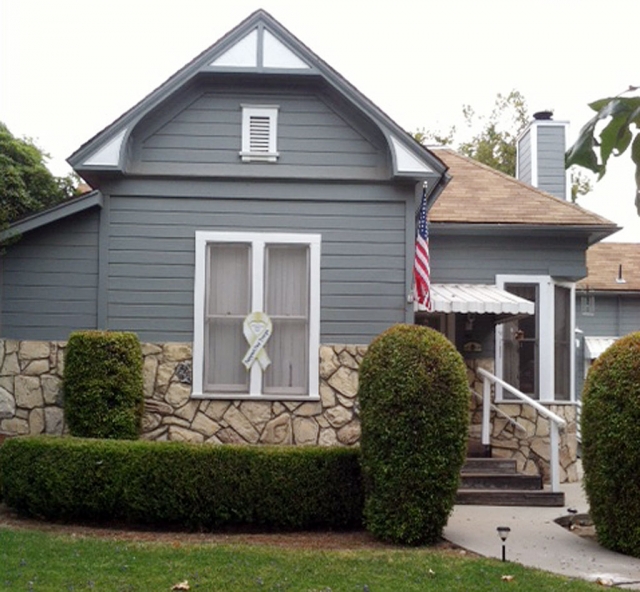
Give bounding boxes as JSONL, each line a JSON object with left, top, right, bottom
{"left": 0, "top": 209, "right": 100, "bottom": 340}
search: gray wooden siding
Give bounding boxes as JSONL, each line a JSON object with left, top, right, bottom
{"left": 430, "top": 232, "right": 587, "bottom": 283}
{"left": 577, "top": 294, "right": 640, "bottom": 337}
{"left": 105, "top": 181, "right": 410, "bottom": 343}
{"left": 0, "top": 209, "right": 99, "bottom": 340}
{"left": 517, "top": 129, "right": 532, "bottom": 185}
{"left": 536, "top": 126, "right": 566, "bottom": 200}
{"left": 131, "top": 87, "right": 388, "bottom": 180}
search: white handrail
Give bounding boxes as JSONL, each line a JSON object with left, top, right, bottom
{"left": 477, "top": 367, "right": 566, "bottom": 492}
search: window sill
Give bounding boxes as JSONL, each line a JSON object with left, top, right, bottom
{"left": 191, "top": 391, "right": 320, "bottom": 402}
{"left": 239, "top": 151, "right": 279, "bottom": 162}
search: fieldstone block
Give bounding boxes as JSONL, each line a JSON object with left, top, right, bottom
{"left": 203, "top": 400, "right": 231, "bottom": 421}
{"left": 15, "top": 375, "right": 43, "bottom": 409}
{"left": 142, "top": 412, "right": 162, "bottom": 432}
{"left": 327, "top": 366, "right": 358, "bottom": 398}
{"left": 224, "top": 405, "right": 259, "bottom": 443}
{"left": 318, "top": 428, "right": 338, "bottom": 446}
{"left": 141, "top": 343, "right": 163, "bottom": 356}
{"left": 293, "top": 417, "right": 318, "bottom": 445}
{"left": 161, "top": 416, "right": 191, "bottom": 428}
{"left": 4, "top": 340, "right": 19, "bottom": 355}
{"left": 261, "top": 414, "right": 292, "bottom": 444}
{"left": 239, "top": 401, "right": 272, "bottom": 426}
{"left": 22, "top": 359, "right": 50, "bottom": 376}
{"left": 337, "top": 421, "right": 360, "bottom": 445}
{"left": 191, "top": 412, "right": 219, "bottom": 437}
{"left": 338, "top": 349, "right": 358, "bottom": 370}
{"left": 143, "top": 356, "right": 158, "bottom": 398}
{"left": 56, "top": 347, "right": 66, "bottom": 376}
{"left": 325, "top": 405, "right": 352, "bottom": 428}
{"left": 1, "top": 417, "right": 29, "bottom": 435}
{"left": 168, "top": 425, "right": 203, "bottom": 443}
{"left": 1, "top": 353, "right": 20, "bottom": 376}
{"left": 0, "top": 386, "right": 16, "bottom": 419}
{"left": 319, "top": 346, "right": 340, "bottom": 378}
{"left": 156, "top": 364, "right": 175, "bottom": 391}
{"left": 19, "top": 341, "right": 50, "bottom": 360}
{"left": 44, "top": 406, "right": 64, "bottom": 435}
{"left": 174, "top": 400, "right": 200, "bottom": 422}
{"left": 28, "top": 408, "right": 45, "bottom": 435}
{"left": 41, "top": 375, "right": 62, "bottom": 405}
{"left": 142, "top": 426, "right": 169, "bottom": 441}
{"left": 319, "top": 382, "right": 336, "bottom": 408}
{"left": 294, "top": 401, "right": 322, "bottom": 417}
{"left": 165, "top": 383, "right": 191, "bottom": 408}
{"left": 531, "top": 438, "right": 551, "bottom": 462}
{"left": 216, "top": 427, "right": 246, "bottom": 444}
{"left": 162, "top": 343, "right": 192, "bottom": 362}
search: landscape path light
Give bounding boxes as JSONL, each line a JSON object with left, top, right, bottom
{"left": 497, "top": 526, "right": 511, "bottom": 562}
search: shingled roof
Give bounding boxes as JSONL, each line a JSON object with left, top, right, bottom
{"left": 429, "top": 148, "right": 616, "bottom": 227}
{"left": 577, "top": 243, "right": 640, "bottom": 291}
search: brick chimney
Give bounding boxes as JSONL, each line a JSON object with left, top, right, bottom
{"left": 516, "top": 111, "right": 569, "bottom": 200}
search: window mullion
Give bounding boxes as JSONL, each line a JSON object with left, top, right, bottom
{"left": 249, "top": 240, "right": 265, "bottom": 396}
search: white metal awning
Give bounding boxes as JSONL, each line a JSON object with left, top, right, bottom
{"left": 415, "top": 284, "right": 535, "bottom": 316}
{"left": 584, "top": 336, "right": 618, "bottom": 360}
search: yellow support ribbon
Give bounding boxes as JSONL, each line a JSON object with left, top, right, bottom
{"left": 242, "top": 311, "right": 272, "bottom": 370}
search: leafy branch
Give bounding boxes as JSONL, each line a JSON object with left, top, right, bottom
{"left": 565, "top": 85, "right": 640, "bottom": 214}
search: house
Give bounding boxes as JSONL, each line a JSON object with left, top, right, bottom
{"left": 576, "top": 242, "right": 640, "bottom": 395}
{"left": 0, "top": 10, "right": 619, "bottom": 485}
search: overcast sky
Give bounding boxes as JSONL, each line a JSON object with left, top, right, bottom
{"left": 1, "top": 0, "right": 638, "bottom": 241}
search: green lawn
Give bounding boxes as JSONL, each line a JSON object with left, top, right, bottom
{"left": 0, "top": 527, "right": 600, "bottom": 591}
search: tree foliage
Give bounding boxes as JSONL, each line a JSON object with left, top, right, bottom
{"left": 565, "top": 86, "right": 640, "bottom": 214}
{"left": 0, "top": 122, "right": 78, "bottom": 228}
{"left": 417, "top": 90, "right": 592, "bottom": 201}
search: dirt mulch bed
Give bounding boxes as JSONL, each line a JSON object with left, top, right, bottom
{"left": 0, "top": 503, "right": 472, "bottom": 553}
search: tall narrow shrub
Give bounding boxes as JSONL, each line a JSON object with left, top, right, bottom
{"left": 358, "top": 324, "right": 469, "bottom": 545}
{"left": 63, "top": 331, "right": 144, "bottom": 439}
{"left": 582, "top": 332, "right": 640, "bottom": 557}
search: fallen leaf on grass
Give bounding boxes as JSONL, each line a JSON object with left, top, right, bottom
{"left": 595, "top": 577, "right": 614, "bottom": 587}
{"left": 171, "top": 581, "right": 190, "bottom": 591}
{"left": 501, "top": 575, "right": 515, "bottom": 582}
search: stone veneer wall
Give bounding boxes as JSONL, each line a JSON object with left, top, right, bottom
{"left": 0, "top": 340, "right": 579, "bottom": 482}
{"left": 0, "top": 340, "right": 363, "bottom": 447}
{"left": 466, "top": 358, "right": 579, "bottom": 483}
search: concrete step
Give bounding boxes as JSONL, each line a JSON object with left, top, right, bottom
{"left": 456, "top": 488, "right": 565, "bottom": 507}
{"left": 462, "top": 457, "right": 517, "bottom": 474}
{"left": 460, "top": 472, "right": 542, "bottom": 490}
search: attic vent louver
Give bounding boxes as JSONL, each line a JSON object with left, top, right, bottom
{"left": 240, "top": 105, "right": 279, "bottom": 162}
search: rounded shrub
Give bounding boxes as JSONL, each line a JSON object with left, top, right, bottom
{"left": 581, "top": 331, "right": 640, "bottom": 557}
{"left": 358, "top": 324, "right": 469, "bottom": 545}
{"left": 63, "top": 331, "right": 144, "bottom": 439}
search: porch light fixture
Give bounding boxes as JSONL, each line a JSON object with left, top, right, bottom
{"left": 497, "top": 526, "right": 511, "bottom": 562}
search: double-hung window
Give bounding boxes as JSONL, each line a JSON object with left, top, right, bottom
{"left": 192, "top": 231, "right": 320, "bottom": 400}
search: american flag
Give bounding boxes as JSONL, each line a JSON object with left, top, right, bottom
{"left": 414, "top": 185, "right": 432, "bottom": 311}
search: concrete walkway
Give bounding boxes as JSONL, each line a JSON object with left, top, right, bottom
{"left": 444, "top": 480, "right": 640, "bottom": 588}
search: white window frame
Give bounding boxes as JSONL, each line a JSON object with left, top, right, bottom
{"left": 495, "top": 275, "right": 575, "bottom": 402}
{"left": 192, "top": 231, "right": 320, "bottom": 400}
{"left": 240, "top": 104, "right": 279, "bottom": 162}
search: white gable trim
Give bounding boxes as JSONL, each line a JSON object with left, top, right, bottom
{"left": 390, "top": 136, "right": 434, "bottom": 174}
{"left": 83, "top": 129, "right": 127, "bottom": 167}
{"left": 210, "top": 28, "right": 258, "bottom": 67}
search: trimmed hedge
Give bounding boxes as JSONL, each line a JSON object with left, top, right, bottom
{"left": 582, "top": 332, "right": 640, "bottom": 557}
{"left": 358, "top": 324, "right": 469, "bottom": 545}
{"left": 63, "top": 331, "right": 144, "bottom": 439}
{"left": 0, "top": 437, "right": 364, "bottom": 531}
